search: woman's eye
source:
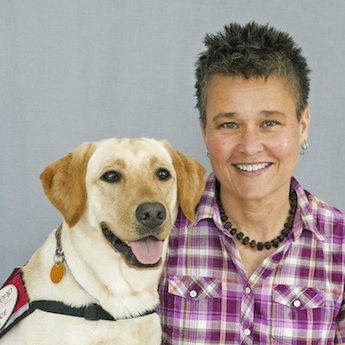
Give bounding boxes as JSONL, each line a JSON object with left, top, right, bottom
{"left": 156, "top": 168, "right": 171, "bottom": 181}
{"left": 101, "top": 170, "right": 121, "bottom": 183}
{"left": 221, "top": 122, "right": 237, "bottom": 129}
{"left": 263, "top": 120, "right": 278, "bottom": 128}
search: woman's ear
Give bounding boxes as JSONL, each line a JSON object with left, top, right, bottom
{"left": 299, "top": 107, "right": 311, "bottom": 145}
{"left": 200, "top": 120, "right": 207, "bottom": 142}
{"left": 40, "top": 142, "right": 96, "bottom": 227}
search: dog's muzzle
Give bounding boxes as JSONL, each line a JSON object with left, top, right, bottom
{"left": 101, "top": 202, "right": 168, "bottom": 268}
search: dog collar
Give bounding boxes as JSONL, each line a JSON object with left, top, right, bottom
{"left": 50, "top": 224, "right": 66, "bottom": 284}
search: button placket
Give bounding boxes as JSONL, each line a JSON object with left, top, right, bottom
{"left": 241, "top": 285, "right": 254, "bottom": 343}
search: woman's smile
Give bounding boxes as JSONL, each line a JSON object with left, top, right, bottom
{"left": 232, "top": 162, "right": 273, "bottom": 177}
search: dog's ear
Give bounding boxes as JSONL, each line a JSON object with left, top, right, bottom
{"left": 164, "top": 142, "right": 206, "bottom": 222}
{"left": 40, "top": 142, "right": 96, "bottom": 227}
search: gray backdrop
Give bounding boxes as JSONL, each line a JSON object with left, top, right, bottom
{"left": 1, "top": 0, "right": 344, "bottom": 283}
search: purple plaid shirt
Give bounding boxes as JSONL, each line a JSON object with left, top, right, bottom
{"left": 157, "top": 173, "right": 345, "bottom": 345}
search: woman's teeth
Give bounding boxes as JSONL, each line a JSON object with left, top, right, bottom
{"left": 234, "top": 162, "right": 271, "bottom": 172}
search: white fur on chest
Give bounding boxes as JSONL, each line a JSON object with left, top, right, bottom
{"left": 1, "top": 310, "right": 161, "bottom": 345}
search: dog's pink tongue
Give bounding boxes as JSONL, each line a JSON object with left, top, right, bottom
{"left": 127, "top": 238, "right": 164, "bottom": 265}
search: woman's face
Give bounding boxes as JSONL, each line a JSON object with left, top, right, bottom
{"left": 201, "top": 75, "right": 310, "bottom": 203}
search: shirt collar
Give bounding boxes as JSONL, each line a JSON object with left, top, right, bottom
{"left": 194, "top": 173, "right": 323, "bottom": 242}
{"left": 194, "top": 173, "right": 223, "bottom": 229}
{"left": 291, "top": 177, "right": 324, "bottom": 241}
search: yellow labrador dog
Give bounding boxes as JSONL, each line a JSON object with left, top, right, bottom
{"left": 0, "top": 138, "right": 206, "bottom": 345}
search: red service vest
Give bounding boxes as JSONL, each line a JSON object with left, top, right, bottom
{"left": 0, "top": 268, "right": 30, "bottom": 339}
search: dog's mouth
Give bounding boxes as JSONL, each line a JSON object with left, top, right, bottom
{"left": 101, "top": 224, "right": 163, "bottom": 269}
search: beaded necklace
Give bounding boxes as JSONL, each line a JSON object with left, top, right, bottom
{"left": 215, "top": 180, "right": 297, "bottom": 250}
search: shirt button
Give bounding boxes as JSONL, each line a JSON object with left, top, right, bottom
{"left": 189, "top": 290, "right": 197, "bottom": 298}
{"left": 293, "top": 299, "right": 301, "bottom": 308}
{"left": 245, "top": 287, "right": 251, "bottom": 294}
{"left": 244, "top": 328, "right": 251, "bottom": 336}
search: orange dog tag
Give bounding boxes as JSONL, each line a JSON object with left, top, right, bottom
{"left": 50, "top": 262, "right": 64, "bottom": 284}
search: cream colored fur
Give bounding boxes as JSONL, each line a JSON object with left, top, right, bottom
{"left": 1, "top": 138, "right": 206, "bottom": 345}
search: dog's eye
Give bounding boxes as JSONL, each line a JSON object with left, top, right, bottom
{"left": 156, "top": 168, "right": 171, "bottom": 181}
{"left": 101, "top": 170, "right": 121, "bottom": 183}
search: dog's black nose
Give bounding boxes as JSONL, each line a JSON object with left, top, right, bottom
{"left": 135, "top": 202, "right": 166, "bottom": 228}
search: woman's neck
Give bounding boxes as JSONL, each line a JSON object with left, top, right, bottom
{"left": 219, "top": 182, "right": 292, "bottom": 242}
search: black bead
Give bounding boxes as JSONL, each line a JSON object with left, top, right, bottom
{"left": 230, "top": 228, "right": 237, "bottom": 235}
{"left": 288, "top": 215, "right": 295, "bottom": 224}
{"left": 236, "top": 232, "right": 244, "bottom": 240}
{"left": 224, "top": 222, "right": 232, "bottom": 229}
{"left": 257, "top": 242, "right": 264, "bottom": 250}
{"left": 250, "top": 240, "right": 256, "bottom": 248}
{"left": 272, "top": 239, "right": 279, "bottom": 248}
{"left": 242, "top": 237, "right": 250, "bottom": 245}
{"left": 221, "top": 215, "right": 228, "bottom": 222}
{"left": 281, "top": 228, "right": 289, "bottom": 236}
{"left": 278, "top": 235, "right": 285, "bottom": 242}
{"left": 264, "top": 242, "right": 272, "bottom": 250}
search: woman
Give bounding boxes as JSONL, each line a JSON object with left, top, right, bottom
{"left": 157, "top": 22, "right": 345, "bottom": 345}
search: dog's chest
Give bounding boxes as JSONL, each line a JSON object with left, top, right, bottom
{"left": 2, "top": 309, "right": 161, "bottom": 345}
{"left": 0, "top": 268, "right": 162, "bottom": 345}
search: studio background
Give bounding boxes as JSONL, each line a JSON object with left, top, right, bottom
{"left": 1, "top": 0, "right": 344, "bottom": 282}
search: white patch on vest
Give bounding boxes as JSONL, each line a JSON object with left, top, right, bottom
{"left": 0, "top": 284, "right": 18, "bottom": 330}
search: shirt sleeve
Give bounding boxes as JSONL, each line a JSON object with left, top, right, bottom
{"left": 335, "top": 300, "right": 345, "bottom": 343}
{"left": 335, "top": 215, "right": 345, "bottom": 344}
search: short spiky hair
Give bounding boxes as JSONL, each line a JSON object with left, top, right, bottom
{"left": 195, "top": 22, "right": 311, "bottom": 125}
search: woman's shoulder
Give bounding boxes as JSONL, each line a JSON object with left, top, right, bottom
{"left": 293, "top": 177, "right": 343, "bottom": 213}
{"left": 307, "top": 191, "right": 344, "bottom": 218}
{"left": 293, "top": 178, "right": 345, "bottom": 238}
{"left": 303, "top": 187, "right": 344, "bottom": 222}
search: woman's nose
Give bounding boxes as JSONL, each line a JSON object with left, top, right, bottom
{"left": 237, "top": 127, "right": 263, "bottom": 155}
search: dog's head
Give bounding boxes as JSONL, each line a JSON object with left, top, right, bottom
{"left": 40, "top": 138, "right": 206, "bottom": 269}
